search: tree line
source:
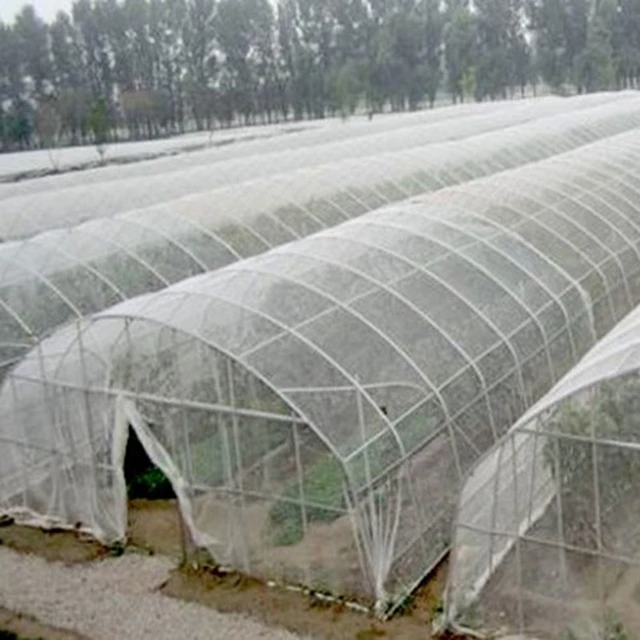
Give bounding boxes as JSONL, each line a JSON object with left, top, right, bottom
{"left": 1, "top": 0, "right": 638, "bottom": 152}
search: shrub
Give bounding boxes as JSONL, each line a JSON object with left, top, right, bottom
{"left": 124, "top": 428, "right": 174, "bottom": 500}
{"left": 127, "top": 465, "right": 174, "bottom": 500}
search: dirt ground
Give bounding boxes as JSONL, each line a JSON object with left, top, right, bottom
{"left": 0, "top": 500, "right": 459, "bottom": 640}
{"left": 0, "top": 607, "right": 87, "bottom": 640}
{"left": 0, "top": 523, "right": 106, "bottom": 564}
{"left": 161, "top": 561, "right": 449, "bottom": 640}
{"left": 126, "top": 498, "right": 185, "bottom": 558}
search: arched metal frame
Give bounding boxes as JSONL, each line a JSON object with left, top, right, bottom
{"left": 446, "top": 299, "right": 640, "bottom": 637}
{"left": 5, "top": 128, "right": 640, "bottom": 610}
{"left": 0, "top": 95, "right": 530, "bottom": 192}
{"left": 446, "top": 301, "right": 640, "bottom": 637}
{"left": 3, "top": 98, "right": 640, "bottom": 376}
{"left": 0, "top": 92, "right": 635, "bottom": 241}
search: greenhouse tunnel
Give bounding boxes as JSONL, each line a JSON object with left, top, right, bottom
{"left": 0, "top": 91, "right": 633, "bottom": 241}
{"left": 3, "top": 97, "right": 640, "bottom": 380}
{"left": 5, "top": 125, "right": 640, "bottom": 612}
{"left": 446, "top": 301, "right": 640, "bottom": 638}
{"left": 0, "top": 92, "right": 568, "bottom": 202}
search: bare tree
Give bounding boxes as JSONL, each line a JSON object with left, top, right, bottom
{"left": 35, "top": 96, "right": 61, "bottom": 170}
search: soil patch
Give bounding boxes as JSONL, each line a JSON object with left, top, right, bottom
{"left": 161, "top": 556, "right": 450, "bottom": 639}
{"left": 0, "top": 607, "right": 87, "bottom": 640}
{"left": 0, "top": 501, "right": 181, "bottom": 563}
{"left": 127, "top": 499, "right": 183, "bottom": 558}
{"left": 2, "top": 500, "right": 462, "bottom": 639}
{"left": 0, "top": 523, "right": 105, "bottom": 564}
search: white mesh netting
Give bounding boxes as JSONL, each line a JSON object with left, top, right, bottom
{"left": 4, "top": 126, "right": 640, "bottom": 611}
{"left": 447, "top": 301, "right": 640, "bottom": 638}
{"left": 0, "top": 91, "right": 633, "bottom": 240}
{"left": 3, "top": 96, "right": 640, "bottom": 377}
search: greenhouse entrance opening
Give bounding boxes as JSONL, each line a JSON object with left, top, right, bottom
{"left": 110, "top": 392, "right": 368, "bottom": 601}
{"left": 123, "top": 426, "right": 175, "bottom": 501}
{"left": 113, "top": 396, "right": 199, "bottom": 559}
{"left": 114, "top": 397, "right": 183, "bottom": 502}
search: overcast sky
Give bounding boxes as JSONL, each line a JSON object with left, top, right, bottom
{"left": 1, "top": 0, "right": 72, "bottom": 23}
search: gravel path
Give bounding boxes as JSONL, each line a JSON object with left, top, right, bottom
{"left": 0, "top": 547, "right": 300, "bottom": 639}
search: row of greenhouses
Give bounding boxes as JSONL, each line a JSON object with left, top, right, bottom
{"left": 0, "top": 120, "right": 303, "bottom": 182}
{"left": 0, "top": 118, "right": 325, "bottom": 182}
{"left": 3, "top": 97, "right": 640, "bottom": 378}
{"left": 0, "top": 94, "right": 553, "bottom": 197}
{"left": 1, "top": 92, "right": 635, "bottom": 241}
{"left": 0, "top": 95, "right": 523, "bottom": 186}
{"left": 3, "top": 113, "right": 640, "bottom": 621}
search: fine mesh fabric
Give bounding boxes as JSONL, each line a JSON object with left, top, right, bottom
{"left": 0, "top": 91, "right": 633, "bottom": 240}
{"left": 4, "top": 114, "right": 640, "bottom": 613}
{"left": 3, "top": 96, "right": 640, "bottom": 377}
{"left": 447, "top": 301, "right": 640, "bottom": 638}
